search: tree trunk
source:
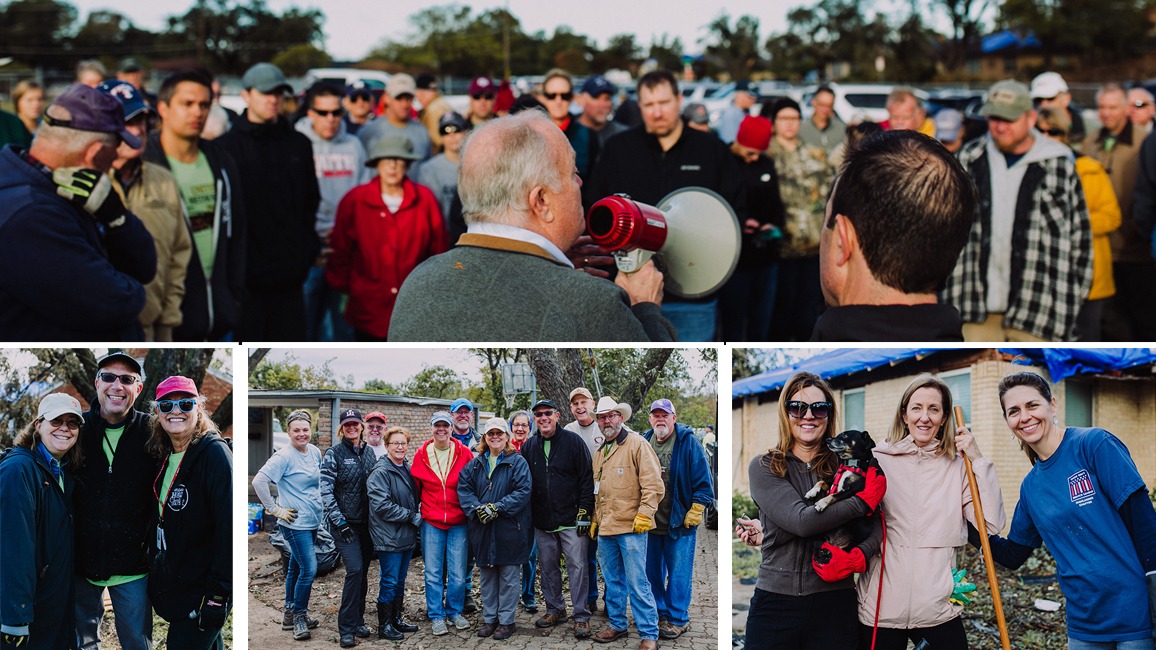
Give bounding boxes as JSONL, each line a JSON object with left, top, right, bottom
{"left": 248, "top": 348, "right": 271, "bottom": 375}
{"left": 526, "top": 349, "right": 585, "bottom": 426}
{"left": 618, "top": 348, "right": 674, "bottom": 417}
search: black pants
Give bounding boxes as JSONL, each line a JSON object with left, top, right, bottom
{"left": 744, "top": 587, "right": 858, "bottom": 650}
{"left": 334, "top": 522, "right": 373, "bottom": 635}
{"left": 238, "top": 285, "right": 308, "bottom": 342}
{"left": 1103, "top": 260, "right": 1156, "bottom": 341}
{"left": 858, "top": 617, "right": 968, "bottom": 650}
{"left": 769, "top": 256, "right": 824, "bottom": 342}
{"left": 166, "top": 617, "right": 224, "bottom": 650}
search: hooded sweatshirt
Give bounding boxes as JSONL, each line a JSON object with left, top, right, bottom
{"left": 294, "top": 116, "right": 368, "bottom": 237}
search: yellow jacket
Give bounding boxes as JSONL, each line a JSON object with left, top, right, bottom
{"left": 591, "top": 428, "right": 664, "bottom": 536}
{"left": 1075, "top": 155, "right": 1121, "bottom": 300}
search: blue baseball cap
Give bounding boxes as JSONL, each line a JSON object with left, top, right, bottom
{"left": 649, "top": 398, "right": 676, "bottom": 414}
{"left": 450, "top": 398, "right": 473, "bottom": 412}
{"left": 97, "top": 80, "right": 153, "bottom": 123}
{"left": 581, "top": 75, "right": 616, "bottom": 97}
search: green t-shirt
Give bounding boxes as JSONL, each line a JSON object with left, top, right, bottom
{"left": 487, "top": 454, "right": 498, "bottom": 477}
{"left": 650, "top": 430, "right": 677, "bottom": 534}
{"left": 159, "top": 450, "right": 185, "bottom": 517}
{"left": 167, "top": 151, "right": 217, "bottom": 279}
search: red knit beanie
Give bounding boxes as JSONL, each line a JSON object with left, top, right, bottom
{"left": 737, "top": 115, "right": 772, "bottom": 150}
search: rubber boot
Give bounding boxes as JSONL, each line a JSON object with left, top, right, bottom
{"left": 392, "top": 596, "right": 418, "bottom": 633}
{"left": 377, "top": 602, "right": 403, "bottom": 641}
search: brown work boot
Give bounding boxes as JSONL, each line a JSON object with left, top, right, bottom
{"left": 573, "top": 621, "right": 592, "bottom": 639}
{"left": 534, "top": 611, "right": 568, "bottom": 628}
{"left": 493, "top": 623, "right": 516, "bottom": 640}
{"left": 639, "top": 639, "right": 658, "bottom": 650}
{"left": 593, "top": 627, "right": 629, "bottom": 643}
{"left": 659, "top": 620, "right": 687, "bottom": 639}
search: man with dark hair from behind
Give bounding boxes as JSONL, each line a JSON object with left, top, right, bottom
{"left": 813, "top": 130, "right": 976, "bottom": 341}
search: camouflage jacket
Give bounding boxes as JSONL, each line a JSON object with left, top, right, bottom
{"left": 769, "top": 140, "right": 836, "bottom": 258}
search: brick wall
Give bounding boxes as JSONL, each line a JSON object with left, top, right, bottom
{"left": 315, "top": 401, "right": 450, "bottom": 456}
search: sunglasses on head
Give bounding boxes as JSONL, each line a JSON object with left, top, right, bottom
{"left": 156, "top": 398, "right": 197, "bottom": 414}
{"left": 471, "top": 93, "right": 495, "bottom": 100}
{"left": 311, "top": 107, "right": 344, "bottom": 117}
{"left": 786, "top": 400, "right": 832, "bottom": 419}
{"left": 544, "top": 92, "right": 573, "bottom": 101}
{"left": 99, "top": 371, "right": 139, "bottom": 385}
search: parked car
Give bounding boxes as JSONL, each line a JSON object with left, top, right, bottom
{"left": 304, "top": 67, "right": 390, "bottom": 107}
{"left": 800, "top": 83, "right": 928, "bottom": 124}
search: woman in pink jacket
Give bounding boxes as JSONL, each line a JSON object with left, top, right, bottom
{"left": 855, "top": 374, "right": 1005, "bottom": 649}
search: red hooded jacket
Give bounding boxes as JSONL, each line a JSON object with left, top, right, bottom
{"left": 410, "top": 437, "right": 473, "bottom": 530}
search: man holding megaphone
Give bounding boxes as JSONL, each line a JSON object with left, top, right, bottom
{"left": 388, "top": 110, "right": 676, "bottom": 342}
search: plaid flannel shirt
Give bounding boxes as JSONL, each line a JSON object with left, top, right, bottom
{"left": 944, "top": 137, "right": 1092, "bottom": 341}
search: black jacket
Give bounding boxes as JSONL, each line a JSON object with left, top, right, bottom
{"left": 810, "top": 303, "right": 965, "bottom": 342}
{"left": 321, "top": 438, "right": 375, "bottom": 526}
{"left": 0, "top": 447, "right": 75, "bottom": 650}
{"left": 366, "top": 456, "right": 420, "bottom": 553}
{"left": 74, "top": 408, "right": 153, "bottom": 581}
{"left": 457, "top": 450, "right": 533, "bottom": 567}
{"left": 148, "top": 433, "right": 232, "bottom": 622}
{"left": 215, "top": 114, "right": 320, "bottom": 291}
{"left": 143, "top": 132, "right": 247, "bottom": 340}
{"left": 736, "top": 154, "right": 785, "bottom": 269}
{"left": 521, "top": 429, "right": 594, "bottom": 532}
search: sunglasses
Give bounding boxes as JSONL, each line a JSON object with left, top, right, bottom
{"left": 1039, "top": 128, "right": 1066, "bottom": 137}
{"left": 349, "top": 93, "right": 372, "bottom": 102}
{"left": 47, "top": 417, "right": 81, "bottom": 431}
{"left": 156, "top": 398, "right": 197, "bottom": 414}
{"left": 544, "top": 92, "right": 573, "bottom": 101}
{"left": 311, "top": 107, "right": 344, "bottom": 117}
{"left": 533, "top": 410, "right": 555, "bottom": 418}
{"left": 99, "top": 371, "right": 139, "bottom": 385}
{"left": 471, "top": 93, "right": 495, "bottom": 100}
{"left": 786, "top": 400, "right": 832, "bottom": 419}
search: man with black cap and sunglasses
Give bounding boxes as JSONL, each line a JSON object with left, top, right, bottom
{"left": 341, "top": 81, "right": 375, "bottom": 136}
{"left": 415, "top": 73, "right": 452, "bottom": 152}
{"left": 0, "top": 83, "right": 157, "bottom": 341}
{"left": 74, "top": 352, "right": 154, "bottom": 650}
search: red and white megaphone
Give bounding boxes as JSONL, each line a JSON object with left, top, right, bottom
{"left": 586, "top": 187, "right": 741, "bottom": 299}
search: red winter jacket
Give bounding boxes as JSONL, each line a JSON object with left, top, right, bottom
{"left": 410, "top": 437, "right": 473, "bottom": 530}
{"left": 326, "top": 177, "right": 447, "bottom": 338}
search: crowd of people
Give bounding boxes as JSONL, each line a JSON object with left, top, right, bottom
{"left": 3, "top": 61, "right": 1155, "bottom": 341}
{"left": 252, "top": 390, "right": 714, "bottom": 649}
{"left": 0, "top": 352, "right": 233, "bottom": 650}
{"left": 735, "top": 370, "right": 1156, "bottom": 649}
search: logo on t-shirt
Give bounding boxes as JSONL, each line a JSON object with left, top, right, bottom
{"left": 167, "top": 484, "right": 189, "bottom": 511}
{"left": 1067, "top": 469, "right": 1095, "bottom": 506}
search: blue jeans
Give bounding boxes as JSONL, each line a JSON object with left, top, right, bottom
{"left": 661, "top": 299, "right": 718, "bottom": 342}
{"left": 598, "top": 533, "right": 658, "bottom": 640}
{"left": 645, "top": 530, "right": 697, "bottom": 626}
{"left": 281, "top": 527, "right": 317, "bottom": 614}
{"left": 74, "top": 575, "right": 153, "bottom": 650}
{"left": 377, "top": 549, "right": 412, "bottom": 603}
{"left": 303, "top": 265, "right": 354, "bottom": 342}
{"left": 421, "top": 521, "right": 467, "bottom": 620}
{"left": 1068, "top": 639, "right": 1154, "bottom": 650}
{"left": 521, "top": 538, "right": 537, "bottom": 605}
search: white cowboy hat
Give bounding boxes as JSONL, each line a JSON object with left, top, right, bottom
{"left": 593, "top": 396, "right": 632, "bottom": 421}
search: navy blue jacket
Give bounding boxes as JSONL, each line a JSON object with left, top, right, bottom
{"left": 641, "top": 422, "right": 714, "bottom": 540}
{"left": 0, "top": 145, "right": 155, "bottom": 341}
{"left": 0, "top": 446, "right": 76, "bottom": 650}
{"left": 457, "top": 450, "right": 532, "bottom": 566}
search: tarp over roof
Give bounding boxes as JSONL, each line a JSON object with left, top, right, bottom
{"left": 1000, "top": 348, "right": 1156, "bottom": 384}
{"left": 732, "top": 348, "right": 943, "bottom": 398}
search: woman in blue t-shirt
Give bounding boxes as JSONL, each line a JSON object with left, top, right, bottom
{"left": 973, "top": 372, "right": 1156, "bottom": 649}
{"left": 252, "top": 410, "right": 323, "bottom": 641}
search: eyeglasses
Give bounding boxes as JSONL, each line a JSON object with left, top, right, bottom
{"left": 485, "top": 431, "right": 508, "bottom": 437}
{"left": 367, "top": 424, "right": 386, "bottom": 430}
{"left": 1039, "top": 128, "right": 1066, "bottom": 137}
{"left": 786, "top": 400, "right": 832, "bottom": 419}
{"left": 471, "top": 93, "right": 495, "bottom": 100}
{"left": 544, "top": 92, "right": 573, "bottom": 101}
{"left": 387, "top": 441, "right": 408, "bottom": 447}
{"left": 156, "top": 399, "right": 197, "bottom": 414}
{"left": 595, "top": 412, "right": 620, "bottom": 421}
{"left": 99, "top": 371, "right": 139, "bottom": 385}
{"left": 47, "top": 417, "right": 81, "bottom": 431}
{"left": 533, "top": 410, "right": 555, "bottom": 418}
{"left": 311, "top": 107, "right": 344, "bottom": 117}
{"left": 1134, "top": 101, "right": 1152, "bottom": 108}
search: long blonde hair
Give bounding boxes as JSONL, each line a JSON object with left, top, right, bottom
{"left": 888, "top": 374, "right": 957, "bottom": 457}
{"left": 762, "top": 372, "right": 839, "bottom": 479}
{"left": 145, "top": 397, "right": 220, "bottom": 458}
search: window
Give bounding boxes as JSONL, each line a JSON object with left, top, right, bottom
{"left": 940, "top": 369, "right": 972, "bottom": 424}
{"left": 843, "top": 389, "right": 865, "bottom": 430}
{"left": 1065, "top": 381, "right": 1093, "bottom": 427}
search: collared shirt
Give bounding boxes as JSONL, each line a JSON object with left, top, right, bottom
{"left": 468, "top": 222, "right": 573, "bottom": 267}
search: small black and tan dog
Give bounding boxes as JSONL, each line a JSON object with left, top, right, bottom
{"left": 804, "top": 429, "right": 881, "bottom": 558}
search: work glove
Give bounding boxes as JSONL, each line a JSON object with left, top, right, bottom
{"left": 632, "top": 513, "right": 654, "bottom": 534}
{"left": 949, "top": 568, "right": 977, "bottom": 606}
{"left": 811, "top": 542, "right": 866, "bottom": 583}
{"left": 269, "top": 506, "right": 299, "bottom": 524}
{"left": 2, "top": 633, "right": 28, "bottom": 650}
{"left": 476, "top": 503, "right": 500, "bottom": 524}
{"left": 682, "top": 503, "right": 706, "bottom": 528}
{"left": 855, "top": 466, "right": 887, "bottom": 514}
{"left": 575, "top": 508, "right": 590, "bottom": 537}
{"left": 589, "top": 520, "right": 598, "bottom": 539}
{"left": 197, "top": 594, "right": 229, "bottom": 631}
{"left": 335, "top": 520, "right": 355, "bottom": 544}
{"left": 53, "top": 167, "right": 128, "bottom": 227}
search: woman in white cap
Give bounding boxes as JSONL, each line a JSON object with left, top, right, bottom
{"left": 146, "top": 376, "right": 232, "bottom": 650}
{"left": 252, "top": 409, "right": 323, "bottom": 640}
{"left": 0, "top": 393, "right": 84, "bottom": 650}
{"left": 326, "top": 133, "right": 448, "bottom": 341}
{"left": 457, "top": 417, "right": 533, "bottom": 640}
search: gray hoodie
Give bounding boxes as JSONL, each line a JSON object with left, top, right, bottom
{"left": 295, "top": 116, "right": 369, "bottom": 237}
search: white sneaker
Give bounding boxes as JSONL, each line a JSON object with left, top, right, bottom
{"left": 451, "top": 614, "right": 471, "bottom": 630}
{"left": 431, "top": 619, "right": 449, "bottom": 636}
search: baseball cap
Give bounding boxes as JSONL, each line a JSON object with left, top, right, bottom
{"left": 581, "top": 75, "right": 616, "bottom": 96}
{"left": 339, "top": 408, "right": 364, "bottom": 424}
{"left": 415, "top": 73, "right": 438, "bottom": 91}
{"left": 97, "top": 351, "right": 143, "bottom": 375}
{"left": 38, "top": 393, "right": 84, "bottom": 421}
{"left": 386, "top": 73, "right": 416, "bottom": 99}
{"left": 97, "top": 80, "right": 153, "bottom": 123}
{"left": 531, "top": 399, "right": 559, "bottom": 412}
{"left": 365, "top": 411, "right": 387, "bottom": 423}
{"left": 934, "top": 109, "right": 964, "bottom": 141}
{"left": 119, "top": 57, "right": 143, "bottom": 73}
{"left": 242, "top": 62, "right": 291, "bottom": 94}
{"left": 450, "top": 398, "right": 474, "bottom": 412}
{"left": 44, "top": 83, "right": 141, "bottom": 149}
{"left": 735, "top": 80, "right": 757, "bottom": 97}
{"left": 345, "top": 80, "right": 372, "bottom": 98}
{"left": 649, "top": 398, "right": 676, "bottom": 414}
{"left": 1030, "top": 72, "right": 1068, "bottom": 100}
{"left": 980, "top": 80, "right": 1033, "bottom": 121}
{"left": 682, "top": 102, "right": 709, "bottom": 126}
{"left": 156, "top": 376, "right": 199, "bottom": 400}
{"left": 430, "top": 411, "right": 452, "bottom": 425}
{"left": 483, "top": 417, "right": 510, "bottom": 435}
{"left": 438, "top": 111, "right": 471, "bottom": 135}
{"left": 736, "top": 115, "right": 772, "bottom": 151}
{"left": 569, "top": 387, "right": 593, "bottom": 401}
{"left": 469, "top": 76, "right": 494, "bottom": 96}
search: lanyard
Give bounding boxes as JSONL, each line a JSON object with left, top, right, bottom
{"left": 153, "top": 452, "right": 186, "bottom": 524}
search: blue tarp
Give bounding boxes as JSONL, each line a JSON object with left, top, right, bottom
{"left": 982, "top": 30, "right": 1040, "bottom": 54}
{"left": 999, "top": 348, "right": 1156, "bottom": 384}
{"left": 732, "top": 348, "right": 944, "bottom": 398}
